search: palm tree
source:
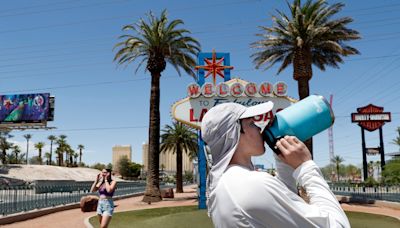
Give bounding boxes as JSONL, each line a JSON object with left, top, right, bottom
{"left": 34, "top": 142, "right": 45, "bottom": 165}
{"left": 160, "top": 122, "right": 198, "bottom": 193}
{"left": 114, "top": 10, "right": 200, "bottom": 202}
{"left": 23, "top": 134, "right": 32, "bottom": 164}
{"left": 55, "top": 147, "right": 63, "bottom": 166}
{"left": 44, "top": 152, "right": 51, "bottom": 165}
{"left": 77, "top": 144, "right": 84, "bottom": 164}
{"left": 12, "top": 145, "right": 21, "bottom": 164}
{"left": 251, "top": 0, "right": 360, "bottom": 156}
{"left": 47, "top": 135, "right": 57, "bottom": 166}
{"left": 68, "top": 147, "right": 74, "bottom": 167}
{"left": 73, "top": 152, "right": 79, "bottom": 166}
{"left": 345, "top": 164, "right": 360, "bottom": 182}
{"left": 0, "top": 130, "right": 13, "bottom": 164}
{"left": 56, "top": 135, "right": 67, "bottom": 166}
{"left": 331, "top": 155, "right": 344, "bottom": 182}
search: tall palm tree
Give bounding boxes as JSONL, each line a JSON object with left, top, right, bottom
{"left": 34, "top": 142, "right": 45, "bottom": 165}
{"left": 23, "top": 134, "right": 32, "bottom": 164}
{"left": 251, "top": 0, "right": 360, "bottom": 156}
{"left": 47, "top": 135, "right": 57, "bottom": 166}
{"left": 56, "top": 135, "right": 67, "bottom": 166}
{"left": 160, "top": 122, "right": 198, "bottom": 193}
{"left": 331, "top": 155, "right": 344, "bottom": 182}
{"left": 0, "top": 130, "right": 13, "bottom": 164}
{"left": 114, "top": 10, "right": 200, "bottom": 202}
{"left": 68, "top": 147, "right": 74, "bottom": 167}
{"left": 77, "top": 144, "right": 84, "bottom": 164}
{"left": 55, "top": 147, "right": 63, "bottom": 166}
{"left": 12, "top": 145, "right": 21, "bottom": 164}
{"left": 44, "top": 152, "right": 51, "bottom": 165}
{"left": 73, "top": 152, "right": 79, "bottom": 166}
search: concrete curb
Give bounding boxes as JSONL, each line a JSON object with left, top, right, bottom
{"left": 83, "top": 216, "right": 94, "bottom": 228}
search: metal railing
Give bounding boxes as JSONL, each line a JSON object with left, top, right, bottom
{"left": 330, "top": 184, "right": 400, "bottom": 202}
{"left": 0, "top": 181, "right": 151, "bottom": 216}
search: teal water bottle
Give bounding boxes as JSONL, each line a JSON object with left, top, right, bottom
{"left": 262, "top": 95, "right": 334, "bottom": 154}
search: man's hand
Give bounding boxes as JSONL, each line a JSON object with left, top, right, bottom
{"left": 275, "top": 135, "right": 311, "bottom": 169}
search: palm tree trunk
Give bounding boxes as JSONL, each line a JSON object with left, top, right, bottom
{"left": 142, "top": 72, "right": 162, "bottom": 203}
{"left": 49, "top": 141, "right": 53, "bottom": 165}
{"left": 79, "top": 150, "right": 82, "bottom": 164}
{"left": 65, "top": 152, "right": 68, "bottom": 166}
{"left": 294, "top": 48, "right": 313, "bottom": 157}
{"left": 1, "top": 149, "right": 6, "bottom": 164}
{"left": 38, "top": 149, "right": 42, "bottom": 165}
{"left": 26, "top": 140, "right": 29, "bottom": 164}
{"left": 336, "top": 165, "right": 340, "bottom": 182}
{"left": 57, "top": 153, "right": 61, "bottom": 166}
{"left": 176, "top": 145, "right": 183, "bottom": 193}
{"left": 69, "top": 153, "right": 73, "bottom": 166}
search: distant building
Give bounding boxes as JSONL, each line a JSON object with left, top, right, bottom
{"left": 112, "top": 145, "right": 132, "bottom": 173}
{"left": 386, "top": 152, "right": 400, "bottom": 159}
{"left": 142, "top": 143, "right": 194, "bottom": 174}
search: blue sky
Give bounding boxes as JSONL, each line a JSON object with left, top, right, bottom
{"left": 1, "top": 0, "right": 399, "bottom": 169}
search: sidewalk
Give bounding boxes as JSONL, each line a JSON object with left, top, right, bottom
{"left": 2, "top": 185, "right": 399, "bottom": 228}
{"left": 2, "top": 185, "right": 198, "bottom": 228}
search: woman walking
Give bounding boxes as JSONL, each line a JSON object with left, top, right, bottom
{"left": 91, "top": 168, "right": 117, "bottom": 228}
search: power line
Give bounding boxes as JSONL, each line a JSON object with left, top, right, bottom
{"left": 0, "top": 0, "right": 261, "bottom": 34}
{"left": 0, "top": 77, "right": 150, "bottom": 94}
{"left": 344, "top": 2, "right": 400, "bottom": 12}
{"left": 3, "top": 48, "right": 400, "bottom": 75}
{"left": 20, "top": 125, "right": 149, "bottom": 133}
{"left": 0, "top": 0, "right": 82, "bottom": 14}
{"left": 1, "top": 1, "right": 399, "bottom": 37}
{"left": 333, "top": 43, "right": 400, "bottom": 106}
{"left": 0, "top": 0, "right": 130, "bottom": 18}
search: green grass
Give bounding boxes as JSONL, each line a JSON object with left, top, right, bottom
{"left": 89, "top": 206, "right": 213, "bottom": 228}
{"left": 89, "top": 206, "right": 400, "bottom": 228}
{"left": 345, "top": 211, "right": 400, "bottom": 228}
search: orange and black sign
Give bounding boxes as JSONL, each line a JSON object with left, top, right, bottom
{"left": 351, "top": 104, "right": 391, "bottom": 131}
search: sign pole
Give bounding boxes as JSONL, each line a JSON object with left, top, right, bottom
{"left": 351, "top": 104, "right": 391, "bottom": 181}
{"left": 361, "top": 128, "right": 368, "bottom": 181}
{"left": 379, "top": 127, "right": 386, "bottom": 169}
{"left": 195, "top": 51, "right": 232, "bottom": 210}
{"left": 198, "top": 132, "right": 207, "bottom": 209}
{"left": 172, "top": 51, "right": 291, "bottom": 210}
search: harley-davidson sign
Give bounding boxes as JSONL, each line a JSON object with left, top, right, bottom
{"left": 351, "top": 104, "right": 391, "bottom": 131}
{"left": 172, "top": 78, "right": 295, "bottom": 129}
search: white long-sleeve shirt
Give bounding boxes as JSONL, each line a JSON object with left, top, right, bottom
{"left": 208, "top": 160, "right": 350, "bottom": 228}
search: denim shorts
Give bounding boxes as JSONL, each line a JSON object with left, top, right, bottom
{"left": 96, "top": 198, "right": 114, "bottom": 217}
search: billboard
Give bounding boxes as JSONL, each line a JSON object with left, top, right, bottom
{"left": 0, "top": 93, "right": 54, "bottom": 124}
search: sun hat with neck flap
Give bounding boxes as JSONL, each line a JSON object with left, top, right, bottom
{"left": 200, "top": 101, "right": 274, "bottom": 193}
